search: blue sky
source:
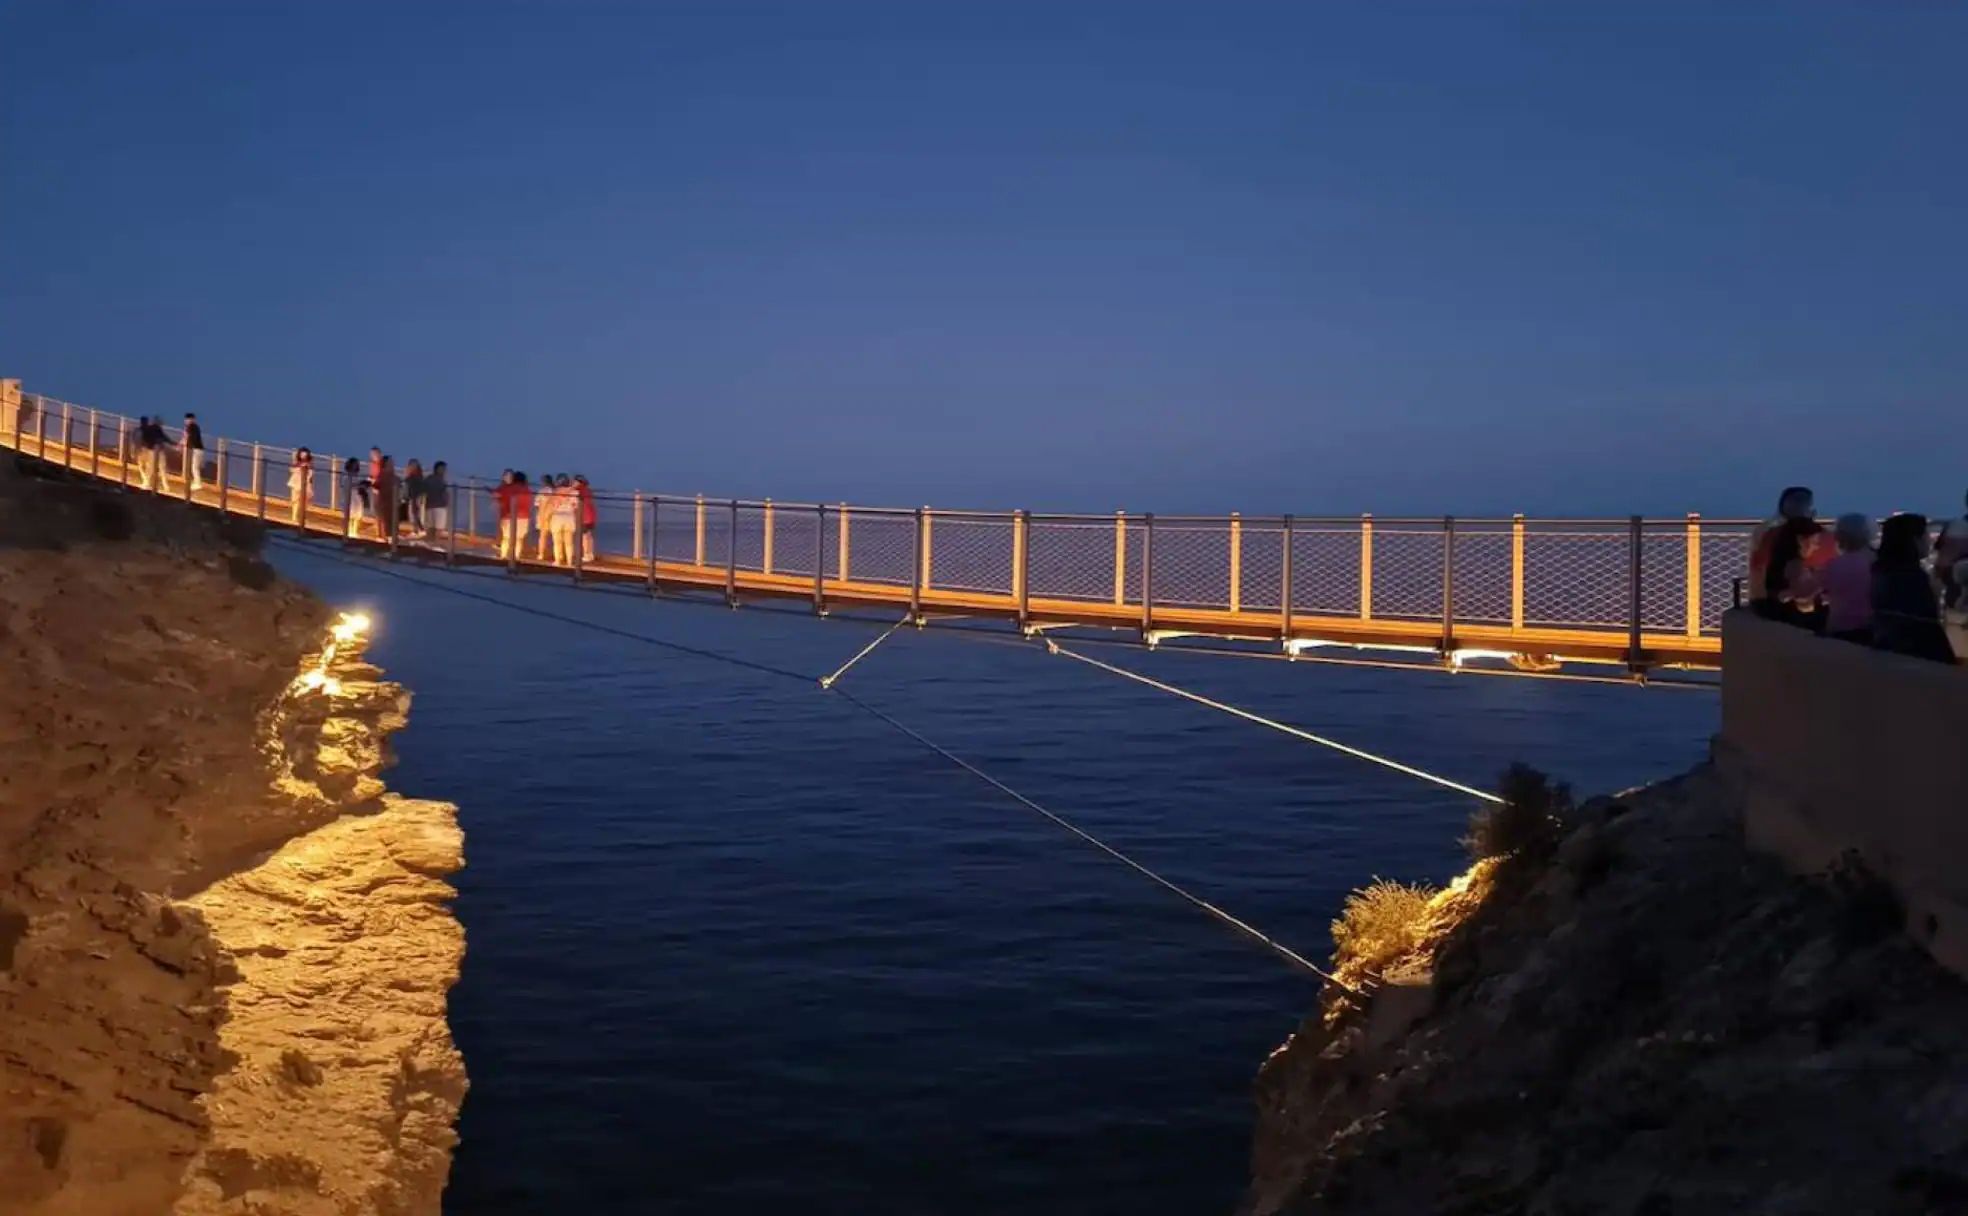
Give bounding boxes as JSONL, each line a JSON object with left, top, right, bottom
{"left": 2, "top": 2, "right": 1961, "bottom": 516}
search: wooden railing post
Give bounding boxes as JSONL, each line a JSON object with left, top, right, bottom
{"left": 910, "top": 507, "right": 924, "bottom": 620}
{"left": 1014, "top": 510, "right": 1030, "bottom": 627}
{"left": 254, "top": 444, "right": 268, "bottom": 519}
{"left": 1280, "top": 513, "right": 1295, "bottom": 644}
{"left": 1685, "top": 513, "right": 1702, "bottom": 639}
{"left": 762, "top": 499, "right": 775, "bottom": 575}
{"left": 1511, "top": 514, "right": 1526, "bottom": 630}
{"left": 695, "top": 495, "right": 707, "bottom": 567}
{"left": 919, "top": 508, "right": 933, "bottom": 593}
{"left": 1112, "top": 510, "right": 1127, "bottom": 606}
{"left": 1228, "top": 512, "right": 1242, "bottom": 613}
{"left": 633, "top": 491, "right": 644, "bottom": 560}
{"left": 837, "top": 504, "right": 851, "bottom": 583}
{"left": 1359, "top": 514, "right": 1374, "bottom": 620}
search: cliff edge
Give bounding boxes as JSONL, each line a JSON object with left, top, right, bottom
{"left": 1244, "top": 765, "right": 1968, "bottom": 1216}
{"left": 0, "top": 460, "right": 466, "bottom": 1215}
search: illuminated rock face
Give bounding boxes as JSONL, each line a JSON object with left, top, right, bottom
{"left": 0, "top": 466, "right": 465, "bottom": 1216}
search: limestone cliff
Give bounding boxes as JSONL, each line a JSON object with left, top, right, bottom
{"left": 1244, "top": 766, "right": 1968, "bottom": 1216}
{"left": 0, "top": 460, "right": 466, "bottom": 1214}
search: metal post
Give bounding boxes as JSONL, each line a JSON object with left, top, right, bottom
{"left": 1015, "top": 510, "right": 1031, "bottom": 627}
{"left": 695, "top": 495, "right": 707, "bottom": 567}
{"left": 255, "top": 444, "right": 267, "bottom": 520}
{"left": 62, "top": 402, "right": 74, "bottom": 469}
{"left": 1359, "top": 514, "right": 1374, "bottom": 620}
{"left": 1441, "top": 515, "right": 1456, "bottom": 653}
{"left": 1228, "top": 513, "right": 1243, "bottom": 613}
{"left": 1112, "top": 510, "right": 1127, "bottom": 606}
{"left": 812, "top": 503, "right": 825, "bottom": 613}
{"left": 468, "top": 479, "right": 479, "bottom": 539}
{"left": 572, "top": 501, "right": 584, "bottom": 582}
{"left": 217, "top": 440, "right": 229, "bottom": 512}
{"left": 1684, "top": 513, "right": 1702, "bottom": 639}
{"left": 632, "top": 491, "right": 644, "bottom": 561}
{"left": 35, "top": 399, "right": 47, "bottom": 459}
{"left": 1510, "top": 514, "right": 1526, "bottom": 630}
{"left": 725, "top": 499, "right": 738, "bottom": 605}
{"left": 763, "top": 499, "right": 775, "bottom": 575}
{"left": 117, "top": 419, "right": 129, "bottom": 487}
{"left": 648, "top": 495, "right": 662, "bottom": 593}
{"left": 1141, "top": 513, "right": 1156, "bottom": 633}
{"left": 838, "top": 504, "right": 851, "bottom": 582}
{"left": 1627, "top": 515, "right": 1645, "bottom": 671}
{"left": 6, "top": 385, "right": 19, "bottom": 451}
{"left": 910, "top": 507, "right": 924, "bottom": 621}
{"left": 446, "top": 489, "right": 458, "bottom": 565}
{"left": 1280, "top": 513, "right": 1295, "bottom": 644}
{"left": 88, "top": 409, "right": 100, "bottom": 476}
{"left": 340, "top": 464, "right": 353, "bottom": 541}
{"left": 181, "top": 429, "right": 193, "bottom": 502}
{"left": 919, "top": 508, "right": 933, "bottom": 593}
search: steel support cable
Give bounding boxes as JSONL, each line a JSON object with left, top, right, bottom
{"left": 827, "top": 686, "right": 1353, "bottom": 990}
{"left": 1042, "top": 640, "right": 1505, "bottom": 805}
{"left": 264, "top": 535, "right": 1340, "bottom": 986}
{"left": 818, "top": 614, "right": 911, "bottom": 689}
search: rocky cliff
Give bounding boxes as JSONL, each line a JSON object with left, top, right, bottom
{"left": 0, "top": 460, "right": 465, "bottom": 1215}
{"left": 1244, "top": 766, "right": 1968, "bottom": 1216}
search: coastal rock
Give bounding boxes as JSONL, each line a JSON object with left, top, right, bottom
{"left": 1244, "top": 767, "right": 1968, "bottom": 1215}
{"left": 0, "top": 462, "right": 466, "bottom": 1215}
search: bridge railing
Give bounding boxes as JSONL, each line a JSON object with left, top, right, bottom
{"left": 3, "top": 384, "right": 1761, "bottom": 658}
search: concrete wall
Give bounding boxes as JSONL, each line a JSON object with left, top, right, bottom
{"left": 1716, "top": 609, "right": 1968, "bottom": 976}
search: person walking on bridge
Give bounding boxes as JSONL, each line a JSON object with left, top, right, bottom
{"left": 180, "top": 413, "right": 206, "bottom": 493}
{"left": 134, "top": 416, "right": 161, "bottom": 490}
{"left": 287, "top": 448, "right": 315, "bottom": 525}
{"left": 373, "top": 455, "right": 397, "bottom": 541}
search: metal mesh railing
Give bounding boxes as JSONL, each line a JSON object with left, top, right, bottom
{"left": 2, "top": 384, "right": 1823, "bottom": 665}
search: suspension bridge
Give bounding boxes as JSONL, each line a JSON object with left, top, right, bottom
{"left": 1, "top": 381, "right": 1742, "bottom": 677}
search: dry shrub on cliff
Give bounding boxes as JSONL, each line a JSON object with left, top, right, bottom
{"left": 1331, "top": 879, "right": 1438, "bottom": 978}
{"left": 1464, "top": 763, "right": 1571, "bottom": 863}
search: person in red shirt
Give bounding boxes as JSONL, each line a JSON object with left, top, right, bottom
{"left": 574, "top": 474, "right": 597, "bottom": 562}
{"left": 494, "top": 469, "right": 534, "bottom": 559}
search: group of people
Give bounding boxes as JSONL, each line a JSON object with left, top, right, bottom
{"left": 332, "top": 447, "right": 452, "bottom": 543}
{"left": 131, "top": 412, "right": 205, "bottom": 493}
{"left": 1748, "top": 485, "right": 1967, "bottom": 665}
{"left": 489, "top": 470, "right": 597, "bottom": 567}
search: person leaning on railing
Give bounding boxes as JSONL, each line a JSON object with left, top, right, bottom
{"left": 1870, "top": 512, "right": 1955, "bottom": 665}
{"left": 1936, "top": 489, "right": 1968, "bottom": 613}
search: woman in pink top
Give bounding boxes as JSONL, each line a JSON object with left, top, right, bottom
{"left": 1819, "top": 513, "right": 1875, "bottom": 644}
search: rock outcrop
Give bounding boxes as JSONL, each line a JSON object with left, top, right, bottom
{"left": 1244, "top": 766, "right": 1968, "bottom": 1216}
{"left": 0, "top": 460, "right": 465, "bottom": 1214}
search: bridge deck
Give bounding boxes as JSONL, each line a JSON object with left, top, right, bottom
{"left": 0, "top": 391, "right": 1731, "bottom": 672}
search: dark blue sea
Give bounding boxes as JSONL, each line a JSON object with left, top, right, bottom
{"left": 273, "top": 546, "right": 1717, "bottom": 1216}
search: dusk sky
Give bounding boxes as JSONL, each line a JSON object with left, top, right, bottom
{"left": 3, "top": 3, "right": 1961, "bottom": 516}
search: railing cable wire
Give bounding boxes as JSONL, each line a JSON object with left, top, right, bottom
{"left": 818, "top": 614, "right": 911, "bottom": 689}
